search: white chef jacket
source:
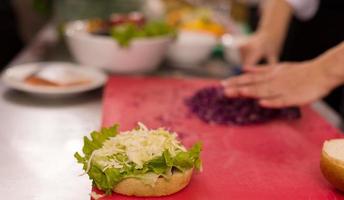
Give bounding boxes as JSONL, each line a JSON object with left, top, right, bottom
{"left": 285, "top": 0, "right": 320, "bottom": 20}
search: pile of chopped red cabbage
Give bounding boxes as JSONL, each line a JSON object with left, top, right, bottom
{"left": 185, "top": 87, "right": 301, "bottom": 125}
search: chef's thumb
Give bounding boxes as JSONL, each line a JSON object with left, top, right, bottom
{"left": 242, "top": 50, "right": 263, "bottom": 68}
{"left": 267, "top": 53, "right": 278, "bottom": 65}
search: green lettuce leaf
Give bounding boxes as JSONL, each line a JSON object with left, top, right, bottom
{"left": 143, "top": 21, "right": 176, "bottom": 37}
{"left": 110, "top": 21, "right": 176, "bottom": 47}
{"left": 74, "top": 125, "right": 119, "bottom": 194}
{"left": 188, "top": 142, "right": 203, "bottom": 170}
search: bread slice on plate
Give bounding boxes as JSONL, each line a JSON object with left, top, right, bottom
{"left": 320, "top": 139, "right": 344, "bottom": 191}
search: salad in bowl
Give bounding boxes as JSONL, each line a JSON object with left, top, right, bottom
{"left": 65, "top": 12, "right": 175, "bottom": 73}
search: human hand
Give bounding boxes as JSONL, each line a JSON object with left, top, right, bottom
{"left": 240, "top": 31, "right": 280, "bottom": 67}
{"left": 240, "top": 0, "right": 293, "bottom": 67}
{"left": 221, "top": 60, "right": 338, "bottom": 108}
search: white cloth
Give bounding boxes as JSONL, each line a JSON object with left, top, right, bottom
{"left": 286, "top": 0, "right": 320, "bottom": 20}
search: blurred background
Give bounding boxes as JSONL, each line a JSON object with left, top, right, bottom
{"left": 2, "top": 0, "right": 343, "bottom": 121}
{"left": 1, "top": 0, "right": 255, "bottom": 69}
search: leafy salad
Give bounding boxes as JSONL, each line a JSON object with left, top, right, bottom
{"left": 87, "top": 12, "right": 176, "bottom": 47}
{"left": 111, "top": 21, "right": 176, "bottom": 47}
{"left": 75, "top": 123, "right": 202, "bottom": 194}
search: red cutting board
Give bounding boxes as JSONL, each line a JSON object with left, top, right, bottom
{"left": 96, "top": 76, "right": 344, "bottom": 200}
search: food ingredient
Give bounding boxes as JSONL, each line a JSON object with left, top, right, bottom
{"left": 186, "top": 86, "right": 301, "bottom": 125}
{"left": 75, "top": 123, "right": 202, "bottom": 194}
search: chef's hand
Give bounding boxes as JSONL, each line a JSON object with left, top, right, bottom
{"left": 240, "top": 32, "right": 279, "bottom": 66}
{"left": 240, "top": 0, "right": 293, "bottom": 66}
{"left": 221, "top": 60, "right": 338, "bottom": 108}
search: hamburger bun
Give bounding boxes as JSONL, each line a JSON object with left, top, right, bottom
{"left": 320, "top": 139, "right": 344, "bottom": 192}
{"left": 113, "top": 168, "right": 193, "bottom": 196}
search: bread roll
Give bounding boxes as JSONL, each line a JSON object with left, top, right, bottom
{"left": 320, "top": 139, "right": 344, "bottom": 192}
{"left": 113, "top": 169, "right": 193, "bottom": 196}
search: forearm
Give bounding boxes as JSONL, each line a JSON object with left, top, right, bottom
{"left": 315, "top": 42, "right": 344, "bottom": 89}
{"left": 257, "top": 0, "right": 293, "bottom": 54}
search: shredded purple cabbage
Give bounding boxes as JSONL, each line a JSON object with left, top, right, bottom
{"left": 185, "top": 87, "right": 301, "bottom": 125}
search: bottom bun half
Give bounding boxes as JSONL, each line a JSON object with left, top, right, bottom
{"left": 113, "top": 168, "right": 193, "bottom": 197}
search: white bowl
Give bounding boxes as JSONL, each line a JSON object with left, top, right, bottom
{"left": 167, "top": 31, "right": 217, "bottom": 69}
{"left": 65, "top": 20, "right": 172, "bottom": 73}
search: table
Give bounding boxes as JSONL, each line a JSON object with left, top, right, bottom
{"left": 0, "top": 24, "right": 342, "bottom": 200}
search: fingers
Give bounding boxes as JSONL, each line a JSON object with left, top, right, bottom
{"left": 223, "top": 82, "right": 289, "bottom": 108}
{"left": 222, "top": 72, "right": 271, "bottom": 87}
{"left": 259, "top": 98, "right": 291, "bottom": 108}
{"left": 242, "top": 65, "right": 272, "bottom": 73}
{"left": 224, "top": 84, "right": 281, "bottom": 99}
{"left": 221, "top": 72, "right": 275, "bottom": 99}
{"left": 223, "top": 87, "right": 241, "bottom": 97}
{"left": 241, "top": 85, "right": 280, "bottom": 98}
{"left": 259, "top": 95, "right": 315, "bottom": 108}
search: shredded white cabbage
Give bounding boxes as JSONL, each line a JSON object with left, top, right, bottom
{"left": 80, "top": 150, "right": 97, "bottom": 176}
{"left": 87, "top": 122, "right": 186, "bottom": 172}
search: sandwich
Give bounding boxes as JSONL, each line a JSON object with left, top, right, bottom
{"left": 74, "top": 122, "right": 202, "bottom": 197}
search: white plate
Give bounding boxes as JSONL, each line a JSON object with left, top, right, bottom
{"left": 1, "top": 62, "right": 108, "bottom": 96}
